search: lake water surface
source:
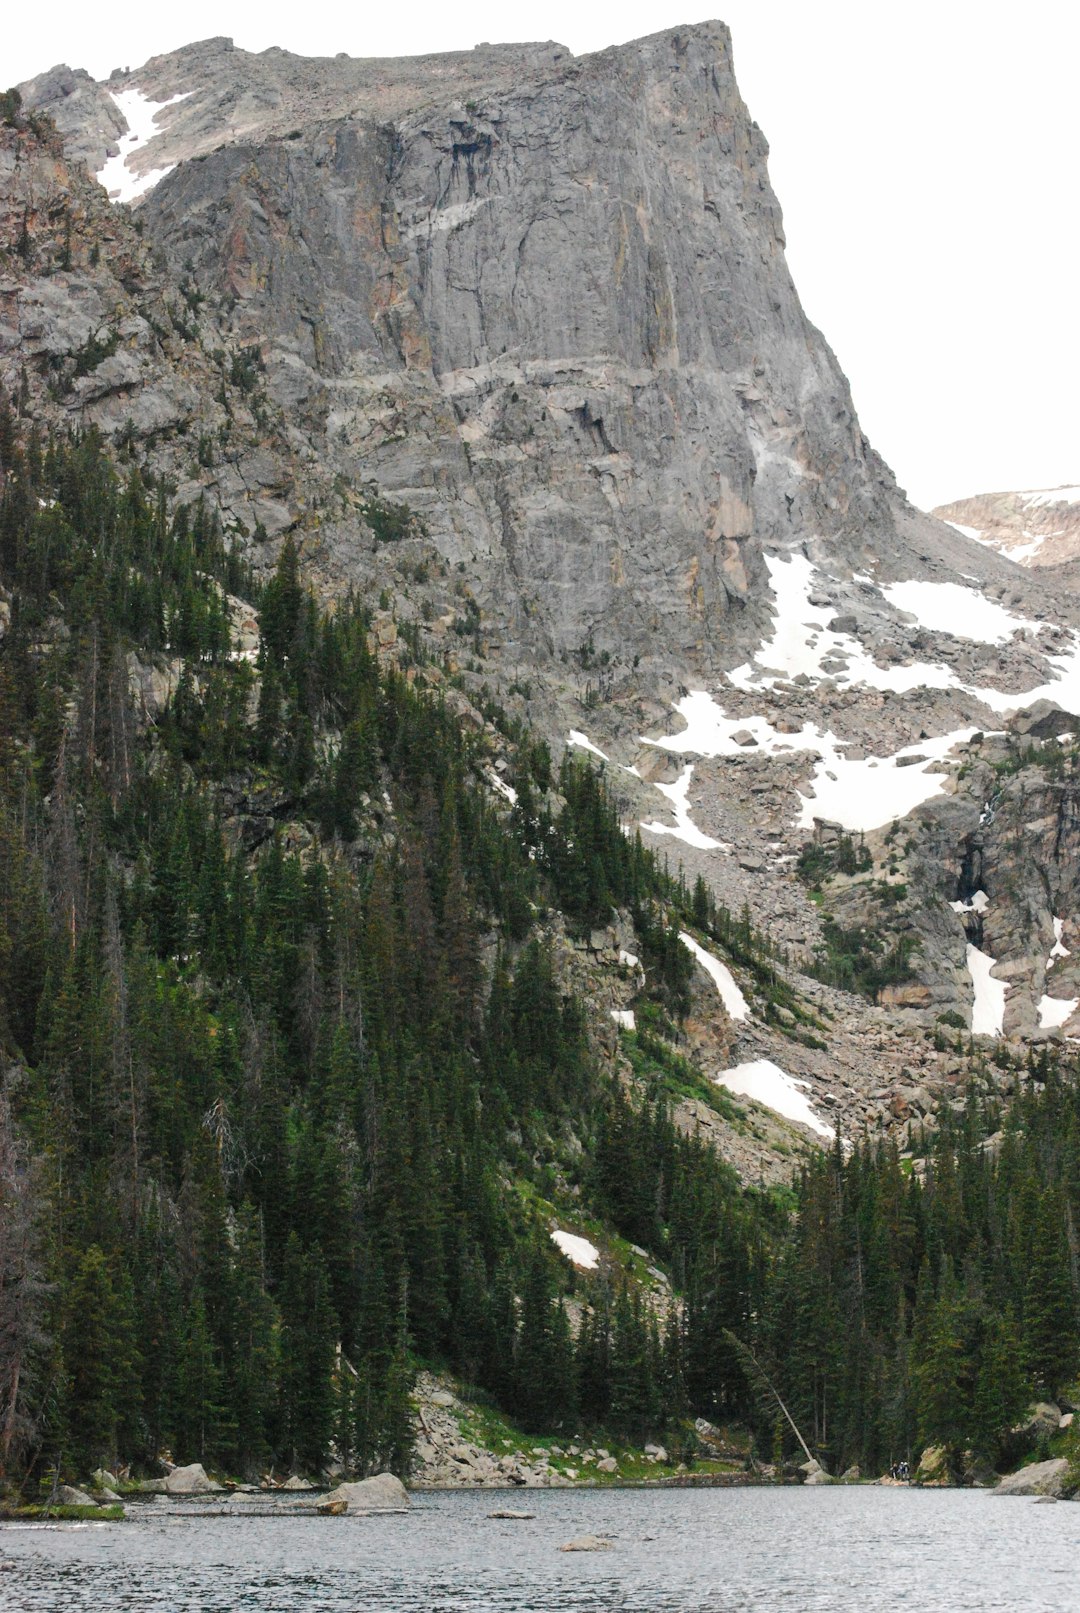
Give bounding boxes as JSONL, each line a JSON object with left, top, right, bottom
{"left": 1, "top": 1486, "right": 1075, "bottom": 1612}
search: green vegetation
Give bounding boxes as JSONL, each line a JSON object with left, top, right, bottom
{"left": 764, "top": 1071, "right": 1080, "bottom": 1477}
{"left": 0, "top": 409, "right": 1077, "bottom": 1499}
{"left": 360, "top": 489, "right": 426, "bottom": 545}
{"left": 796, "top": 832, "right": 872, "bottom": 890}
{"left": 72, "top": 326, "right": 119, "bottom": 379}
{"left": 0, "top": 1502, "right": 126, "bottom": 1521}
{"left": 807, "top": 917, "right": 920, "bottom": 1000}
{"left": 0, "top": 414, "right": 768, "bottom": 1490}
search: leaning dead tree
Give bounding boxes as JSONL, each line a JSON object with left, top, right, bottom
{"left": 723, "top": 1329, "right": 816, "bottom": 1467}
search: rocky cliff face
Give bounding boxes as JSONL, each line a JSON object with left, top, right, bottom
{"left": 934, "top": 487, "right": 1080, "bottom": 575}
{"left": 13, "top": 25, "right": 1080, "bottom": 1159}
{"left": 22, "top": 24, "right": 961, "bottom": 680}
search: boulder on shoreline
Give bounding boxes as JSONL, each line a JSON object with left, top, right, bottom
{"left": 914, "top": 1445, "right": 955, "bottom": 1487}
{"left": 54, "top": 1485, "right": 95, "bottom": 1507}
{"left": 991, "top": 1459, "right": 1071, "bottom": 1498}
{"left": 320, "top": 1473, "right": 410, "bottom": 1513}
{"left": 164, "top": 1463, "right": 224, "bottom": 1495}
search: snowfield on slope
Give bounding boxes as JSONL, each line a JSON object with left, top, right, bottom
{"left": 640, "top": 765, "right": 729, "bottom": 850}
{"left": 968, "top": 944, "right": 1008, "bottom": 1036}
{"left": 679, "top": 932, "right": 749, "bottom": 1021}
{"left": 1038, "top": 995, "right": 1078, "bottom": 1031}
{"left": 640, "top": 547, "right": 1080, "bottom": 843}
{"left": 880, "top": 579, "right": 1037, "bottom": 645}
{"left": 550, "top": 1229, "right": 600, "bottom": 1270}
{"left": 96, "top": 87, "right": 191, "bottom": 204}
{"left": 712, "top": 1059, "right": 834, "bottom": 1140}
{"left": 644, "top": 690, "right": 974, "bottom": 834}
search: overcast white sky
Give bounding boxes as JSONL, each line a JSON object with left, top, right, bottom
{"left": 6, "top": 2, "right": 1078, "bottom": 509}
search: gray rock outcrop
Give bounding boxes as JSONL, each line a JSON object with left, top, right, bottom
{"left": 54, "top": 1484, "right": 95, "bottom": 1506}
{"left": 25, "top": 24, "right": 954, "bottom": 684}
{"left": 914, "top": 1444, "right": 954, "bottom": 1487}
{"left": 991, "top": 1459, "right": 1071, "bottom": 1498}
{"left": 321, "top": 1473, "right": 410, "bottom": 1512}
{"left": 164, "top": 1462, "right": 223, "bottom": 1494}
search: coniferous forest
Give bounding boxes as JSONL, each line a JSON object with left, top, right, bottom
{"left": 1, "top": 407, "right": 1079, "bottom": 1494}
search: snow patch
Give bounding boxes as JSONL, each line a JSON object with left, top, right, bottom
{"left": 1048, "top": 918, "right": 1071, "bottom": 970}
{"left": 795, "top": 729, "right": 975, "bottom": 833}
{"left": 550, "top": 1230, "right": 600, "bottom": 1270}
{"left": 727, "top": 554, "right": 963, "bottom": 696}
{"left": 487, "top": 771, "right": 517, "bottom": 805}
{"left": 1038, "top": 995, "right": 1078, "bottom": 1031}
{"left": 679, "top": 932, "right": 749, "bottom": 1021}
{"left": 638, "top": 544, "right": 1080, "bottom": 841}
{"left": 568, "top": 730, "right": 610, "bottom": 762}
{"left": 967, "top": 944, "right": 1008, "bottom": 1036}
{"left": 640, "top": 764, "right": 728, "bottom": 850}
{"left": 96, "top": 88, "right": 191, "bottom": 205}
{"left": 945, "top": 521, "right": 986, "bottom": 542}
{"left": 644, "top": 691, "right": 972, "bottom": 835}
{"left": 1004, "top": 533, "right": 1048, "bottom": 566}
{"left": 881, "top": 580, "right": 1035, "bottom": 646}
{"left": 712, "top": 1059, "right": 834, "bottom": 1140}
{"left": 950, "top": 890, "right": 990, "bottom": 915}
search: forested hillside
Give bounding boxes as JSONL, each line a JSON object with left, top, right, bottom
{"left": 0, "top": 408, "right": 1078, "bottom": 1495}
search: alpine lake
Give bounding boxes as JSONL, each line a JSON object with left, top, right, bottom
{"left": 1, "top": 1484, "right": 1074, "bottom": 1612}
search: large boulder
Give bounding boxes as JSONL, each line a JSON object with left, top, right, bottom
{"left": 165, "top": 1462, "right": 224, "bottom": 1495}
{"left": 559, "top": 1535, "right": 613, "bottom": 1552}
{"left": 991, "top": 1458, "right": 1071, "bottom": 1498}
{"left": 1021, "top": 1402, "right": 1061, "bottom": 1438}
{"left": 321, "top": 1473, "right": 410, "bottom": 1513}
{"left": 54, "top": 1485, "right": 95, "bottom": 1506}
{"left": 914, "top": 1444, "right": 955, "bottom": 1486}
{"left": 1000, "top": 1402, "right": 1063, "bottom": 1466}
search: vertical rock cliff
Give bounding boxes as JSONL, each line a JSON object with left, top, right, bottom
{"left": 24, "top": 25, "right": 921, "bottom": 678}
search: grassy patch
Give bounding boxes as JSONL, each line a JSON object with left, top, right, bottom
{"left": 1, "top": 1503, "right": 125, "bottom": 1521}
{"left": 624, "top": 1027, "right": 749, "bottom": 1131}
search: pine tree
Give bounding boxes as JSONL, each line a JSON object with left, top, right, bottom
{"left": 62, "top": 1246, "right": 141, "bottom": 1474}
{"left": 1023, "top": 1190, "right": 1079, "bottom": 1397}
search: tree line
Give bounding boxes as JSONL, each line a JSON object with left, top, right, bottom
{"left": 0, "top": 408, "right": 1077, "bottom": 1490}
